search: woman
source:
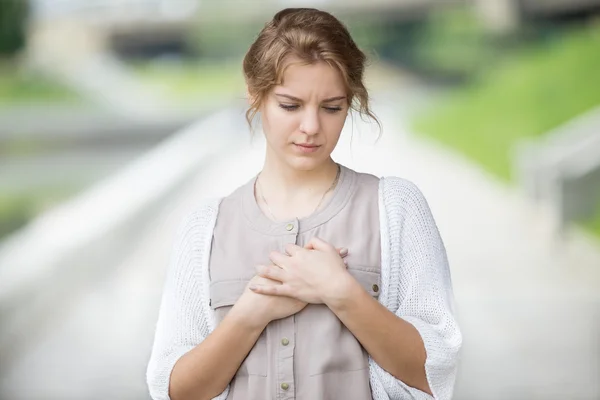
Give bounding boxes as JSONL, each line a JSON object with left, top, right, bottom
{"left": 147, "top": 7, "right": 461, "bottom": 400}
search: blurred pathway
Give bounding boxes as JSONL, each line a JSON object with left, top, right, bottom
{"left": 2, "top": 91, "right": 600, "bottom": 400}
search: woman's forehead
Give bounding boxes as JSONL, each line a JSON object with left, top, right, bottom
{"left": 275, "top": 61, "right": 346, "bottom": 100}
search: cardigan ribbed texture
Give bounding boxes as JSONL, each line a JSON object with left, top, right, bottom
{"left": 146, "top": 176, "right": 462, "bottom": 400}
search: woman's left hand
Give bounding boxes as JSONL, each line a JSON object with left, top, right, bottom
{"left": 250, "top": 237, "right": 353, "bottom": 304}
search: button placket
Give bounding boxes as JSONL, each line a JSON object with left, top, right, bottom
{"left": 277, "top": 316, "right": 296, "bottom": 399}
{"left": 277, "top": 220, "right": 298, "bottom": 399}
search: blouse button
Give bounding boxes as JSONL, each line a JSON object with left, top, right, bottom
{"left": 281, "top": 338, "right": 290, "bottom": 346}
{"left": 285, "top": 223, "right": 294, "bottom": 231}
{"left": 372, "top": 284, "right": 379, "bottom": 293}
{"left": 281, "top": 383, "right": 289, "bottom": 390}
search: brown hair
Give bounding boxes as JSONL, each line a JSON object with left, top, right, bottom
{"left": 243, "top": 8, "right": 380, "bottom": 132}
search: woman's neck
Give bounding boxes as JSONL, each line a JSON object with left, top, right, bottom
{"left": 259, "top": 156, "right": 338, "bottom": 194}
{"left": 256, "top": 154, "right": 340, "bottom": 220}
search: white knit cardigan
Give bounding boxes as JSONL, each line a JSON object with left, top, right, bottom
{"left": 146, "top": 176, "right": 462, "bottom": 400}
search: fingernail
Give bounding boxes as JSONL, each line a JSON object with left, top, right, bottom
{"left": 340, "top": 248, "right": 348, "bottom": 256}
{"left": 249, "top": 285, "right": 258, "bottom": 290}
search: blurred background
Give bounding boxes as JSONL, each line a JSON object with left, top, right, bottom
{"left": 0, "top": 0, "right": 599, "bottom": 399}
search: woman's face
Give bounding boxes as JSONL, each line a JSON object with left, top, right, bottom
{"left": 259, "top": 58, "right": 349, "bottom": 171}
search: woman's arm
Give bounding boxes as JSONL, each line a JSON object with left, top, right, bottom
{"left": 169, "top": 309, "right": 267, "bottom": 400}
{"left": 325, "top": 280, "right": 431, "bottom": 394}
{"left": 327, "top": 178, "right": 461, "bottom": 400}
{"left": 170, "top": 273, "right": 307, "bottom": 400}
{"left": 147, "top": 208, "right": 260, "bottom": 400}
{"left": 248, "top": 178, "right": 462, "bottom": 399}
{"left": 147, "top": 206, "right": 308, "bottom": 400}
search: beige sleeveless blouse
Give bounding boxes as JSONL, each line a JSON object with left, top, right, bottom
{"left": 209, "top": 165, "right": 381, "bottom": 400}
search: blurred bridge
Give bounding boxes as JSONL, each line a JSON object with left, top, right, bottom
{"left": 27, "top": 0, "right": 600, "bottom": 66}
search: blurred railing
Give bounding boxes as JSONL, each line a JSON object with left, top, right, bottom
{"left": 520, "top": 0, "right": 600, "bottom": 15}
{"left": 0, "top": 106, "right": 198, "bottom": 143}
{"left": 513, "top": 106, "right": 600, "bottom": 236}
{"left": 32, "top": 0, "right": 198, "bottom": 20}
{"left": 0, "top": 108, "right": 243, "bottom": 368}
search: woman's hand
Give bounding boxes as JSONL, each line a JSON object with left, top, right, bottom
{"left": 229, "top": 247, "right": 348, "bottom": 328}
{"left": 229, "top": 275, "right": 307, "bottom": 329}
{"left": 250, "top": 238, "right": 353, "bottom": 304}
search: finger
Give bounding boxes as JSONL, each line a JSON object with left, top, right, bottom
{"left": 336, "top": 247, "right": 349, "bottom": 257}
{"left": 269, "top": 251, "right": 291, "bottom": 269}
{"left": 284, "top": 243, "right": 303, "bottom": 257}
{"left": 255, "top": 264, "right": 286, "bottom": 282}
{"left": 252, "top": 275, "right": 280, "bottom": 285}
{"left": 305, "top": 237, "right": 335, "bottom": 252}
{"left": 249, "top": 283, "right": 292, "bottom": 297}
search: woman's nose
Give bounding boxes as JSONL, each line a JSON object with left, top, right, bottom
{"left": 299, "top": 109, "right": 320, "bottom": 135}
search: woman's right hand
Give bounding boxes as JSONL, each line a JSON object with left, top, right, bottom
{"left": 227, "top": 248, "right": 347, "bottom": 329}
{"left": 229, "top": 274, "right": 307, "bottom": 329}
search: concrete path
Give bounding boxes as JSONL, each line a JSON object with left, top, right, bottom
{"left": 1, "top": 92, "right": 599, "bottom": 400}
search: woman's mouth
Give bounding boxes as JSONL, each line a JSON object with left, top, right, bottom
{"left": 294, "top": 143, "right": 320, "bottom": 153}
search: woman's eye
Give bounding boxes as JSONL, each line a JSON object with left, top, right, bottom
{"left": 279, "top": 104, "right": 299, "bottom": 111}
{"left": 278, "top": 104, "right": 342, "bottom": 113}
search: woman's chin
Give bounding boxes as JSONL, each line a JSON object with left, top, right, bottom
{"left": 286, "top": 155, "right": 331, "bottom": 171}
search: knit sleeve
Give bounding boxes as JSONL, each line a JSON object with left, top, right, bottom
{"left": 370, "top": 177, "right": 462, "bottom": 400}
{"left": 146, "top": 204, "right": 229, "bottom": 400}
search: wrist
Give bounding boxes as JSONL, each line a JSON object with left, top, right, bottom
{"left": 321, "top": 271, "right": 363, "bottom": 311}
{"left": 227, "top": 304, "right": 269, "bottom": 332}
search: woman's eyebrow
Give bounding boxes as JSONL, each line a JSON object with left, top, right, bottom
{"left": 275, "top": 93, "right": 302, "bottom": 101}
{"left": 322, "top": 96, "right": 347, "bottom": 103}
{"left": 275, "top": 93, "right": 346, "bottom": 102}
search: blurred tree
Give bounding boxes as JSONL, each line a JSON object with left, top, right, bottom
{"left": 188, "top": 17, "right": 262, "bottom": 61}
{"left": 0, "top": 0, "right": 29, "bottom": 57}
{"left": 413, "top": 23, "right": 600, "bottom": 179}
{"left": 413, "top": 6, "right": 492, "bottom": 82}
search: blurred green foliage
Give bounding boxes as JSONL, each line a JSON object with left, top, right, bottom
{"left": 0, "top": 136, "right": 44, "bottom": 156}
{"left": 0, "top": 0, "right": 28, "bottom": 56}
{"left": 131, "top": 60, "right": 244, "bottom": 103}
{"left": 412, "top": 6, "right": 496, "bottom": 80}
{"left": 0, "top": 187, "right": 77, "bottom": 240}
{"left": 346, "top": 7, "right": 511, "bottom": 82}
{"left": 0, "top": 194, "right": 32, "bottom": 239}
{"left": 412, "top": 23, "right": 600, "bottom": 237}
{"left": 0, "top": 64, "right": 79, "bottom": 104}
{"left": 412, "top": 24, "right": 600, "bottom": 180}
{"left": 0, "top": 0, "right": 78, "bottom": 105}
{"left": 584, "top": 204, "right": 600, "bottom": 237}
{"left": 188, "top": 18, "right": 262, "bottom": 61}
